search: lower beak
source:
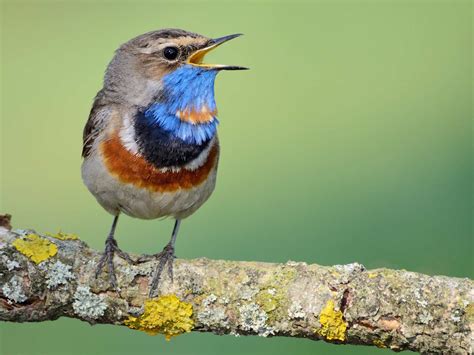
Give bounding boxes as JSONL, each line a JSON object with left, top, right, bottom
{"left": 187, "top": 34, "right": 249, "bottom": 71}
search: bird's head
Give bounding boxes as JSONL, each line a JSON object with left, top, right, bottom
{"left": 122, "top": 29, "right": 246, "bottom": 77}
{"left": 104, "top": 29, "right": 246, "bottom": 145}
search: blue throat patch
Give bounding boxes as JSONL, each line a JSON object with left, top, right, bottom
{"left": 144, "top": 65, "right": 219, "bottom": 145}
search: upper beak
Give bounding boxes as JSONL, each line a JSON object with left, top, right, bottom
{"left": 187, "top": 34, "right": 249, "bottom": 71}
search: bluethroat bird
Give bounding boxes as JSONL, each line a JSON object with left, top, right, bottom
{"left": 81, "top": 29, "right": 247, "bottom": 297}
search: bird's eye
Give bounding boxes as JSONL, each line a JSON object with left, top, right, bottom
{"left": 163, "top": 46, "right": 179, "bottom": 61}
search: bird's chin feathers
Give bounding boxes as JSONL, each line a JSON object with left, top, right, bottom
{"left": 145, "top": 65, "right": 219, "bottom": 145}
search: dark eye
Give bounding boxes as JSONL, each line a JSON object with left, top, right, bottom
{"left": 163, "top": 46, "right": 179, "bottom": 60}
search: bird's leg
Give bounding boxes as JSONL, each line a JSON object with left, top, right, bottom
{"left": 95, "top": 215, "right": 134, "bottom": 290}
{"left": 148, "top": 219, "right": 181, "bottom": 297}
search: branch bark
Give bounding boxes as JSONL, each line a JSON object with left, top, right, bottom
{"left": 0, "top": 225, "right": 472, "bottom": 354}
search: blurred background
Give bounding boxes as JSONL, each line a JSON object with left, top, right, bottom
{"left": 1, "top": 0, "right": 472, "bottom": 354}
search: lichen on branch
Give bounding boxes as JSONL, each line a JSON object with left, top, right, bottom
{"left": 0, "top": 225, "right": 472, "bottom": 354}
{"left": 125, "top": 295, "right": 194, "bottom": 339}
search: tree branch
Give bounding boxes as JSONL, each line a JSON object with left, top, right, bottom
{"left": 0, "top": 224, "right": 472, "bottom": 354}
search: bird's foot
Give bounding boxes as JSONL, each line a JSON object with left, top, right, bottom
{"left": 95, "top": 237, "right": 134, "bottom": 291}
{"left": 143, "top": 242, "right": 176, "bottom": 297}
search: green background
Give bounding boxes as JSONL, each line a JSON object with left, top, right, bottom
{"left": 1, "top": 0, "right": 472, "bottom": 354}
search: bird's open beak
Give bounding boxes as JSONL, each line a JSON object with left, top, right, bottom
{"left": 187, "top": 34, "right": 248, "bottom": 71}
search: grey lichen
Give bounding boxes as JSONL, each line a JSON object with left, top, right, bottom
{"left": 198, "top": 294, "right": 229, "bottom": 328}
{"left": 1, "top": 254, "right": 20, "bottom": 271}
{"left": 333, "top": 262, "right": 366, "bottom": 283}
{"left": 2, "top": 275, "right": 27, "bottom": 303}
{"left": 334, "top": 262, "right": 366, "bottom": 274}
{"left": 419, "top": 311, "right": 434, "bottom": 324}
{"left": 240, "top": 286, "right": 258, "bottom": 301}
{"left": 451, "top": 309, "right": 462, "bottom": 323}
{"left": 117, "top": 262, "right": 153, "bottom": 283}
{"left": 203, "top": 293, "right": 218, "bottom": 306}
{"left": 288, "top": 302, "right": 306, "bottom": 320}
{"left": 128, "top": 305, "right": 144, "bottom": 317}
{"left": 42, "top": 260, "right": 74, "bottom": 289}
{"left": 413, "top": 288, "right": 428, "bottom": 307}
{"left": 239, "top": 302, "right": 275, "bottom": 337}
{"left": 285, "top": 260, "right": 307, "bottom": 267}
{"left": 0, "top": 228, "right": 472, "bottom": 354}
{"left": 72, "top": 285, "right": 107, "bottom": 319}
{"left": 219, "top": 296, "right": 230, "bottom": 305}
{"left": 198, "top": 305, "right": 228, "bottom": 328}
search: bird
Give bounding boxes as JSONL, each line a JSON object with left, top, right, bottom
{"left": 81, "top": 28, "right": 247, "bottom": 297}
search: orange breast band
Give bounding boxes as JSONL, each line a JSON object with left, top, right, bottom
{"left": 176, "top": 107, "right": 217, "bottom": 124}
{"left": 101, "top": 133, "right": 218, "bottom": 193}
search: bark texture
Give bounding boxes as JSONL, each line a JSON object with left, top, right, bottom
{"left": 0, "top": 227, "right": 472, "bottom": 354}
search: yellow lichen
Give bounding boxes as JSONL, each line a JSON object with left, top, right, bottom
{"left": 46, "top": 231, "right": 79, "bottom": 240}
{"left": 315, "top": 299, "right": 347, "bottom": 341}
{"left": 125, "top": 295, "right": 194, "bottom": 340}
{"left": 12, "top": 234, "right": 58, "bottom": 264}
{"left": 368, "top": 272, "right": 378, "bottom": 278}
{"left": 373, "top": 339, "right": 387, "bottom": 348}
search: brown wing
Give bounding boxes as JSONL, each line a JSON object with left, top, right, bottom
{"left": 82, "top": 90, "right": 109, "bottom": 158}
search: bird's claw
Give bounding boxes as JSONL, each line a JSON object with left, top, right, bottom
{"left": 95, "top": 237, "right": 135, "bottom": 292}
{"left": 148, "top": 243, "right": 176, "bottom": 297}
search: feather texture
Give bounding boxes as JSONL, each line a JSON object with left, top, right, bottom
{"left": 145, "top": 65, "right": 219, "bottom": 145}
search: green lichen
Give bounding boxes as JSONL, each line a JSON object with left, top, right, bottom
{"left": 256, "top": 288, "right": 280, "bottom": 313}
{"left": 125, "top": 295, "right": 194, "bottom": 340}
{"left": 465, "top": 303, "right": 474, "bottom": 322}
{"left": 315, "top": 299, "right": 347, "bottom": 342}
{"left": 277, "top": 267, "right": 297, "bottom": 282}
{"left": 12, "top": 234, "right": 57, "bottom": 264}
{"left": 207, "top": 277, "right": 225, "bottom": 296}
{"left": 46, "top": 231, "right": 79, "bottom": 241}
{"left": 255, "top": 266, "right": 295, "bottom": 323}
